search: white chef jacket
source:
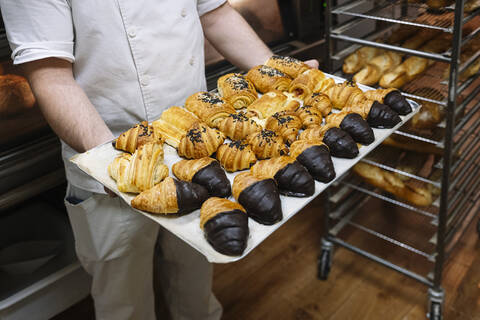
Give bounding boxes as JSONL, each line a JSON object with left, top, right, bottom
{"left": 1, "top": 0, "right": 226, "bottom": 193}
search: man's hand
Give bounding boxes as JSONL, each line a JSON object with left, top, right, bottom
{"left": 304, "top": 59, "right": 320, "bottom": 69}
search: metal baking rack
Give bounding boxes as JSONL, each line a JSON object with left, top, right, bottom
{"left": 321, "top": 1, "right": 480, "bottom": 319}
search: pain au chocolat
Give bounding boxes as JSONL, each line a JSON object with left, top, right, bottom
{"left": 233, "top": 172, "right": 282, "bottom": 225}
{"left": 200, "top": 197, "right": 249, "bottom": 256}
{"left": 131, "top": 177, "right": 208, "bottom": 215}
{"left": 250, "top": 156, "right": 315, "bottom": 197}
{"left": 172, "top": 157, "right": 231, "bottom": 198}
{"left": 290, "top": 139, "right": 336, "bottom": 183}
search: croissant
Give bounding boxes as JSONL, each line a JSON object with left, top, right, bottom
{"left": 0, "top": 74, "right": 36, "bottom": 115}
{"left": 353, "top": 51, "right": 402, "bottom": 86}
{"left": 217, "top": 112, "right": 262, "bottom": 141}
{"left": 246, "top": 90, "right": 299, "bottom": 119}
{"left": 289, "top": 139, "right": 335, "bottom": 183}
{"left": 246, "top": 65, "right": 292, "bottom": 93}
{"left": 324, "top": 81, "right": 365, "bottom": 110}
{"left": 465, "top": 0, "right": 480, "bottom": 12}
{"left": 303, "top": 92, "right": 333, "bottom": 117}
{"left": 299, "top": 124, "right": 359, "bottom": 158}
{"left": 172, "top": 157, "right": 231, "bottom": 198}
{"left": 185, "top": 91, "right": 236, "bottom": 127}
{"left": 363, "top": 88, "right": 411, "bottom": 115}
{"left": 343, "top": 46, "right": 383, "bottom": 74}
{"left": 114, "top": 121, "right": 164, "bottom": 153}
{"left": 353, "top": 162, "right": 432, "bottom": 207}
{"left": 247, "top": 129, "right": 289, "bottom": 159}
{"left": 265, "top": 55, "right": 310, "bottom": 79}
{"left": 216, "top": 141, "right": 257, "bottom": 172}
{"left": 326, "top": 112, "right": 374, "bottom": 145}
{"left": 232, "top": 172, "right": 282, "bottom": 225}
{"left": 108, "top": 142, "right": 168, "bottom": 193}
{"left": 295, "top": 104, "right": 323, "bottom": 129}
{"left": 250, "top": 156, "right": 314, "bottom": 197}
{"left": 426, "top": 0, "right": 454, "bottom": 9}
{"left": 200, "top": 197, "right": 249, "bottom": 256}
{"left": 177, "top": 122, "right": 225, "bottom": 159}
{"left": 151, "top": 106, "right": 200, "bottom": 148}
{"left": 131, "top": 177, "right": 209, "bottom": 215}
{"left": 409, "top": 89, "right": 445, "bottom": 130}
{"left": 265, "top": 112, "right": 302, "bottom": 145}
{"left": 288, "top": 69, "right": 327, "bottom": 99}
{"left": 217, "top": 73, "right": 258, "bottom": 109}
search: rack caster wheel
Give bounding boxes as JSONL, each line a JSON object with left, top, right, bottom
{"left": 318, "top": 249, "right": 331, "bottom": 280}
{"left": 427, "top": 288, "right": 444, "bottom": 320}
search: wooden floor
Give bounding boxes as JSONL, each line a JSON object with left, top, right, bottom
{"left": 53, "top": 196, "right": 480, "bottom": 320}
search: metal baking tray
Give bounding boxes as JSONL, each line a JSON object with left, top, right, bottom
{"left": 70, "top": 73, "right": 420, "bottom": 263}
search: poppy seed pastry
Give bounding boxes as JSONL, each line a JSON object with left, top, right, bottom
{"left": 200, "top": 197, "right": 249, "bottom": 256}
{"left": 172, "top": 157, "right": 231, "bottom": 198}
{"left": 232, "top": 172, "right": 283, "bottom": 225}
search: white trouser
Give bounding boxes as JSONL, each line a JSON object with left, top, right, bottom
{"left": 64, "top": 183, "right": 222, "bottom": 320}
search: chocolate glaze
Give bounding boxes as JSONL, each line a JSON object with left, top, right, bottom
{"left": 340, "top": 113, "right": 375, "bottom": 145}
{"left": 323, "top": 127, "right": 359, "bottom": 159}
{"left": 274, "top": 161, "right": 315, "bottom": 197}
{"left": 173, "top": 179, "right": 209, "bottom": 215}
{"left": 384, "top": 90, "right": 412, "bottom": 115}
{"left": 367, "top": 101, "right": 402, "bottom": 128}
{"left": 297, "top": 145, "right": 336, "bottom": 183}
{"left": 193, "top": 161, "right": 231, "bottom": 198}
{"left": 238, "top": 179, "right": 283, "bottom": 225}
{"left": 204, "top": 210, "right": 249, "bottom": 256}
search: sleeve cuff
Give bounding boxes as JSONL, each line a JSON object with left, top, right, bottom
{"left": 197, "top": 0, "right": 227, "bottom": 16}
{"left": 11, "top": 41, "right": 75, "bottom": 65}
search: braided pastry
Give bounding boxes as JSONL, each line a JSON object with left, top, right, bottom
{"left": 131, "top": 177, "right": 209, "bottom": 215}
{"left": 177, "top": 122, "right": 225, "bottom": 159}
{"left": 232, "top": 172, "right": 282, "bottom": 225}
{"left": 300, "top": 124, "right": 359, "bottom": 158}
{"left": 217, "top": 112, "right": 262, "bottom": 141}
{"left": 108, "top": 142, "right": 168, "bottom": 193}
{"left": 216, "top": 141, "right": 257, "bottom": 172}
{"left": 325, "top": 112, "right": 374, "bottom": 145}
{"left": 172, "top": 157, "right": 231, "bottom": 198}
{"left": 200, "top": 197, "right": 249, "bottom": 256}
{"left": 185, "top": 91, "right": 235, "bottom": 127}
{"left": 217, "top": 73, "right": 258, "bottom": 109}
{"left": 290, "top": 139, "right": 335, "bottom": 183}
{"left": 247, "top": 129, "right": 288, "bottom": 159}
{"left": 250, "top": 156, "right": 314, "bottom": 197}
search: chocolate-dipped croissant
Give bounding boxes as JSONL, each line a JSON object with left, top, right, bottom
{"left": 290, "top": 139, "right": 336, "bottom": 183}
{"left": 299, "top": 124, "right": 359, "bottom": 159}
{"left": 172, "top": 157, "right": 231, "bottom": 198}
{"left": 265, "top": 112, "right": 302, "bottom": 145}
{"left": 108, "top": 142, "right": 168, "bottom": 193}
{"left": 303, "top": 92, "right": 333, "bottom": 117}
{"left": 326, "top": 112, "right": 374, "bottom": 145}
{"left": 177, "top": 122, "right": 225, "bottom": 159}
{"left": 217, "top": 112, "right": 262, "bottom": 141}
{"left": 363, "top": 88, "right": 412, "bottom": 115}
{"left": 200, "top": 197, "right": 249, "bottom": 256}
{"left": 114, "top": 121, "right": 164, "bottom": 153}
{"left": 185, "top": 91, "right": 236, "bottom": 127}
{"left": 247, "top": 129, "right": 289, "bottom": 159}
{"left": 131, "top": 177, "right": 208, "bottom": 215}
{"left": 250, "top": 156, "right": 315, "bottom": 197}
{"left": 265, "top": 55, "right": 310, "bottom": 79}
{"left": 233, "top": 172, "right": 283, "bottom": 225}
{"left": 216, "top": 141, "right": 257, "bottom": 172}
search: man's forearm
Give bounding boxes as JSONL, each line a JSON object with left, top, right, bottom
{"left": 201, "top": 3, "right": 273, "bottom": 71}
{"left": 22, "top": 58, "right": 114, "bottom": 153}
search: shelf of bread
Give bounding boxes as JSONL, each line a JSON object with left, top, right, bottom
{"left": 70, "top": 56, "right": 419, "bottom": 263}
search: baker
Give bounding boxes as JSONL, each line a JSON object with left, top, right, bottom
{"left": 0, "top": 1, "right": 318, "bottom": 319}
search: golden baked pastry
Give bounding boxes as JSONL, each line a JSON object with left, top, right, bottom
{"left": 0, "top": 74, "right": 36, "bottom": 115}
{"left": 247, "top": 129, "right": 288, "bottom": 159}
{"left": 246, "top": 90, "right": 299, "bottom": 119}
{"left": 216, "top": 141, "right": 257, "bottom": 172}
{"left": 185, "top": 91, "right": 235, "bottom": 127}
{"left": 177, "top": 122, "right": 225, "bottom": 159}
{"left": 131, "top": 177, "right": 209, "bottom": 215}
{"left": 217, "top": 112, "right": 262, "bottom": 141}
{"left": 265, "top": 55, "right": 310, "bottom": 79}
{"left": 217, "top": 73, "right": 258, "bottom": 109}
{"left": 325, "top": 112, "right": 374, "bottom": 145}
{"left": 303, "top": 92, "right": 332, "bottom": 117}
{"left": 114, "top": 121, "right": 164, "bottom": 154}
{"left": 200, "top": 197, "right": 249, "bottom": 256}
{"left": 246, "top": 65, "right": 292, "bottom": 93}
{"left": 288, "top": 68, "right": 327, "bottom": 99}
{"left": 108, "top": 142, "right": 168, "bottom": 193}
{"left": 151, "top": 106, "right": 199, "bottom": 148}
{"left": 265, "top": 112, "right": 302, "bottom": 145}
{"left": 290, "top": 139, "right": 335, "bottom": 183}
{"left": 295, "top": 104, "right": 323, "bottom": 129}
